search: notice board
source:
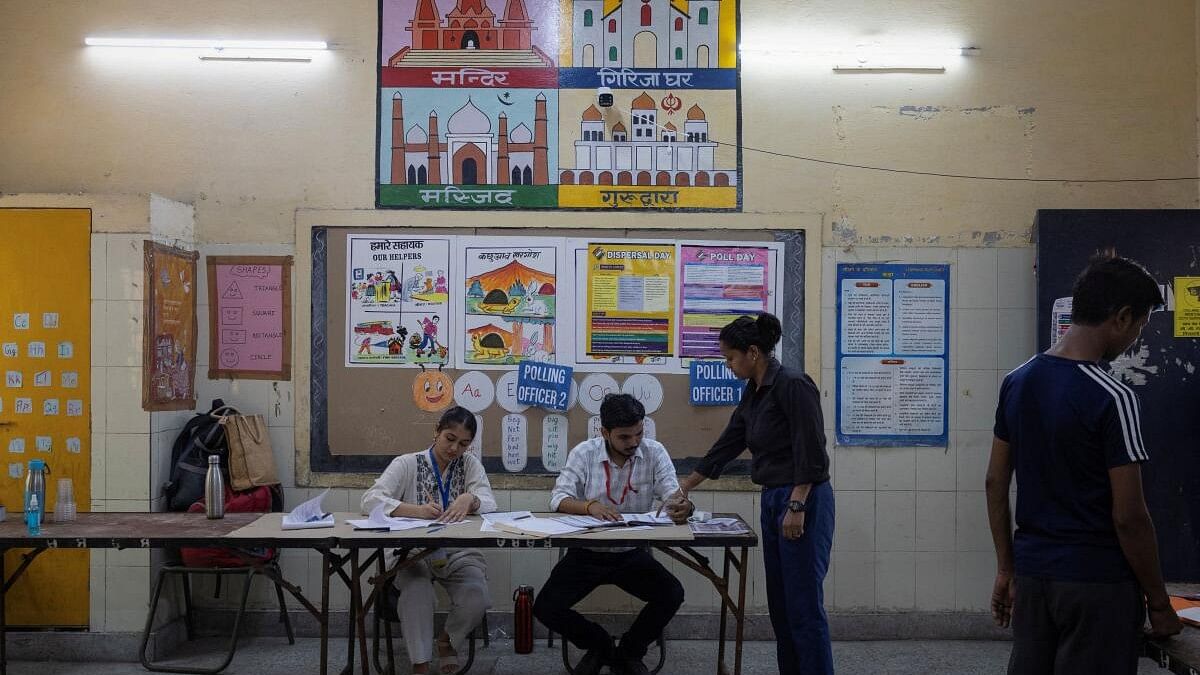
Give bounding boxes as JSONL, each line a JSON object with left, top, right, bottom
{"left": 207, "top": 256, "right": 293, "bottom": 380}
{"left": 308, "top": 227, "right": 807, "bottom": 481}
{"left": 1035, "top": 209, "right": 1200, "bottom": 581}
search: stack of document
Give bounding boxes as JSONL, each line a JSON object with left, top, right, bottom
{"left": 557, "top": 512, "right": 676, "bottom": 529}
{"left": 688, "top": 517, "right": 750, "bottom": 535}
{"left": 481, "top": 511, "right": 585, "bottom": 537}
{"left": 346, "top": 504, "right": 470, "bottom": 532}
{"left": 281, "top": 489, "right": 335, "bottom": 530}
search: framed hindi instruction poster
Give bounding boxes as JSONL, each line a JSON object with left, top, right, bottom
{"left": 207, "top": 255, "right": 293, "bottom": 380}
{"left": 143, "top": 241, "right": 199, "bottom": 411}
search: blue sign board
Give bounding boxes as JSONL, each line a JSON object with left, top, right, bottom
{"left": 835, "top": 263, "right": 950, "bottom": 447}
{"left": 516, "top": 361, "right": 574, "bottom": 412}
{"left": 689, "top": 360, "right": 745, "bottom": 406}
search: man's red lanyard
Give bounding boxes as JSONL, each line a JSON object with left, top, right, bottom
{"left": 602, "top": 456, "right": 639, "bottom": 505}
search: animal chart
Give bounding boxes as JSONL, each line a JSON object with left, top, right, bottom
{"left": 460, "top": 238, "right": 562, "bottom": 368}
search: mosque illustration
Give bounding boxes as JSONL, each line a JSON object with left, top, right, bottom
{"left": 388, "top": 92, "right": 550, "bottom": 185}
{"left": 571, "top": 0, "right": 722, "bottom": 69}
{"left": 560, "top": 91, "right": 736, "bottom": 187}
{"left": 388, "top": 0, "right": 554, "bottom": 68}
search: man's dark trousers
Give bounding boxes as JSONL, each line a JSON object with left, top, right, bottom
{"left": 533, "top": 547, "right": 684, "bottom": 659}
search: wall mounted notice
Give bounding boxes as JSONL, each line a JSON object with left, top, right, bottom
{"left": 516, "top": 361, "right": 573, "bottom": 412}
{"left": 585, "top": 242, "right": 676, "bottom": 357}
{"left": 143, "top": 241, "right": 198, "bottom": 411}
{"left": 678, "top": 244, "right": 771, "bottom": 359}
{"left": 207, "top": 256, "right": 293, "bottom": 380}
{"left": 836, "top": 263, "right": 950, "bottom": 447}
{"left": 688, "top": 360, "right": 744, "bottom": 406}
{"left": 1174, "top": 277, "right": 1200, "bottom": 338}
{"left": 346, "top": 235, "right": 453, "bottom": 367}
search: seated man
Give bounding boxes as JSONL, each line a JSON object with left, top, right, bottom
{"left": 533, "top": 393, "right": 693, "bottom": 675}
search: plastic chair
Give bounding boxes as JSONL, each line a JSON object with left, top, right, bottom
{"left": 138, "top": 555, "right": 294, "bottom": 674}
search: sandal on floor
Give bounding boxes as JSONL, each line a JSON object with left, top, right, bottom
{"left": 436, "top": 637, "right": 459, "bottom": 674}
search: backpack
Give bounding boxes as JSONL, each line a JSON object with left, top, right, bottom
{"left": 163, "top": 399, "right": 239, "bottom": 511}
{"left": 180, "top": 483, "right": 284, "bottom": 567}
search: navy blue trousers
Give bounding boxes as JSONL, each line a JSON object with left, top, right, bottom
{"left": 761, "top": 481, "right": 835, "bottom": 675}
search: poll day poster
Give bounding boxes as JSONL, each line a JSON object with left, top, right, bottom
{"left": 677, "top": 242, "right": 781, "bottom": 360}
{"left": 584, "top": 241, "right": 676, "bottom": 361}
{"left": 346, "top": 235, "right": 454, "bottom": 367}
{"left": 460, "top": 238, "right": 563, "bottom": 368}
{"left": 835, "top": 263, "right": 950, "bottom": 447}
{"left": 375, "top": 0, "right": 742, "bottom": 211}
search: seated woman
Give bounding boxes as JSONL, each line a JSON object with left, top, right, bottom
{"left": 362, "top": 406, "right": 497, "bottom": 675}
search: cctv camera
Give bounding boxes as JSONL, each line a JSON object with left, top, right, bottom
{"left": 597, "top": 86, "right": 614, "bottom": 108}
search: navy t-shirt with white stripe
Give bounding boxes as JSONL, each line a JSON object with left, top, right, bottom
{"left": 994, "top": 353, "right": 1149, "bottom": 583}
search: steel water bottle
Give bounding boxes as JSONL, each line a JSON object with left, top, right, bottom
{"left": 204, "top": 455, "right": 225, "bottom": 519}
{"left": 513, "top": 585, "right": 534, "bottom": 654}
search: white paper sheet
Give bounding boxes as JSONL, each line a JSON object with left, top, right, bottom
{"left": 281, "top": 488, "right": 335, "bottom": 530}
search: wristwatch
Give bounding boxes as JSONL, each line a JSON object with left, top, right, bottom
{"left": 786, "top": 499, "right": 807, "bottom": 513}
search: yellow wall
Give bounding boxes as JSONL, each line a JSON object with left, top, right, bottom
{"left": 0, "top": 0, "right": 1195, "bottom": 246}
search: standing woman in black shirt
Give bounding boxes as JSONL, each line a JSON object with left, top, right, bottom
{"left": 674, "top": 313, "right": 834, "bottom": 675}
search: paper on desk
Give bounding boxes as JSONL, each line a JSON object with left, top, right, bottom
{"left": 345, "top": 504, "right": 434, "bottom": 531}
{"left": 482, "top": 514, "right": 583, "bottom": 537}
{"left": 281, "top": 489, "right": 335, "bottom": 530}
{"left": 481, "top": 511, "right": 533, "bottom": 523}
{"left": 1178, "top": 607, "right": 1200, "bottom": 623}
{"left": 622, "top": 511, "right": 675, "bottom": 526}
{"left": 689, "top": 517, "right": 750, "bottom": 535}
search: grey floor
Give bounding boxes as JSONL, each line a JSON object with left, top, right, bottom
{"left": 7, "top": 638, "right": 1168, "bottom": 674}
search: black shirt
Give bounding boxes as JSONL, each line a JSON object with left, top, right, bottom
{"left": 695, "top": 359, "right": 830, "bottom": 487}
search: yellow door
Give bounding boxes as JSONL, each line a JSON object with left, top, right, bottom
{"left": 0, "top": 209, "right": 91, "bottom": 627}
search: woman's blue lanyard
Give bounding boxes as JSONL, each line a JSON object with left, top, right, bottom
{"left": 428, "top": 447, "right": 453, "bottom": 509}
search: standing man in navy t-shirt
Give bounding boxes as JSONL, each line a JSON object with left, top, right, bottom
{"left": 986, "top": 255, "right": 1181, "bottom": 674}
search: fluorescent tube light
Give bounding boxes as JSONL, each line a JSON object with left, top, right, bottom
{"left": 84, "top": 38, "right": 327, "bottom": 50}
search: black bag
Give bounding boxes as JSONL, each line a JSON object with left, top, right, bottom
{"left": 162, "top": 399, "right": 239, "bottom": 511}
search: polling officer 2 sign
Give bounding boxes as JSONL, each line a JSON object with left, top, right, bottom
{"left": 516, "top": 361, "right": 573, "bottom": 412}
{"left": 689, "top": 360, "right": 745, "bottom": 406}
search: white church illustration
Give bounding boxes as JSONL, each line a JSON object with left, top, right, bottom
{"left": 560, "top": 91, "right": 736, "bottom": 187}
{"left": 572, "top": 0, "right": 722, "bottom": 69}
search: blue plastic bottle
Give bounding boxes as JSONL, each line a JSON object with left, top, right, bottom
{"left": 26, "top": 493, "right": 40, "bottom": 536}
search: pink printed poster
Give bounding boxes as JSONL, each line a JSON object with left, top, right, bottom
{"left": 207, "top": 256, "right": 293, "bottom": 380}
{"left": 678, "top": 244, "right": 771, "bottom": 359}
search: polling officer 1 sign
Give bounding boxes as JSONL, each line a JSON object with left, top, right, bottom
{"left": 516, "top": 361, "right": 574, "bottom": 412}
{"left": 689, "top": 360, "right": 745, "bottom": 406}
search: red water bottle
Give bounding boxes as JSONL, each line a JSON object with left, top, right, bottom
{"left": 513, "top": 585, "right": 534, "bottom": 654}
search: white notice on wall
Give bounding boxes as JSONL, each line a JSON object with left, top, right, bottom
{"left": 27, "top": 342, "right": 45, "bottom": 359}
{"left": 57, "top": 342, "right": 73, "bottom": 359}
{"left": 468, "top": 415, "right": 483, "bottom": 459}
{"left": 33, "top": 371, "right": 51, "bottom": 387}
{"left": 42, "top": 313, "right": 59, "bottom": 329}
{"left": 14, "top": 398, "right": 31, "bottom": 414}
{"left": 587, "top": 415, "right": 602, "bottom": 439}
{"left": 495, "top": 371, "right": 530, "bottom": 413}
{"left": 2, "top": 343, "right": 16, "bottom": 358}
{"left": 840, "top": 278, "right": 893, "bottom": 355}
{"left": 840, "top": 357, "right": 945, "bottom": 436}
{"left": 5, "top": 372, "right": 21, "bottom": 389}
{"left": 61, "top": 372, "right": 78, "bottom": 388}
{"left": 621, "top": 374, "right": 664, "bottom": 414}
{"left": 13, "top": 314, "right": 29, "bottom": 330}
{"left": 453, "top": 371, "right": 495, "bottom": 413}
{"left": 7, "top": 438, "right": 24, "bottom": 454}
{"left": 35, "top": 437, "right": 51, "bottom": 453}
{"left": 66, "top": 437, "right": 81, "bottom": 454}
{"left": 894, "top": 280, "right": 947, "bottom": 355}
{"left": 501, "top": 413, "right": 528, "bottom": 472}
{"left": 42, "top": 399, "right": 59, "bottom": 416}
{"left": 578, "top": 373, "right": 620, "bottom": 415}
{"left": 542, "top": 414, "right": 569, "bottom": 472}
{"left": 9, "top": 463, "right": 23, "bottom": 478}
{"left": 643, "top": 416, "right": 657, "bottom": 440}
{"left": 67, "top": 400, "right": 83, "bottom": 417}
